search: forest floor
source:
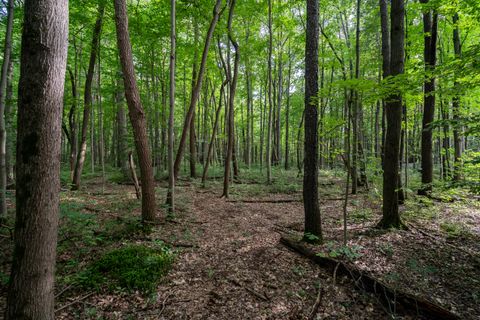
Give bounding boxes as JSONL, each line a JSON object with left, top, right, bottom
{"left": 1, "top": 168, "right": 479, "bottom": 319}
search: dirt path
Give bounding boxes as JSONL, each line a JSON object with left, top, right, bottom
{"left": 141, "top": 187, "right": 387, "bottom": 319}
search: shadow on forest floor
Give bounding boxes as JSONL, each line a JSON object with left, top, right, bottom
{"left": 0, "top": 168, "right": 479, "bottom": 319}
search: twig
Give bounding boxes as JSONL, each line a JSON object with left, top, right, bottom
{"left": 308, "top": 286, "right": 325, "bottom": 320}
{"left": 55, "top": 284, "right": 74, "bottom": 298}
{"left": 55, "top": 291, "right": 95, "bottom": 313}
{"left": 159, "top": 292, "right": 174, "bottom": 316}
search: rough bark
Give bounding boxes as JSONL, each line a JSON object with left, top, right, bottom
{"left": 304, "top": 0, "right": 322, "bottom": 242}
{"left": 114, "top": 0, "right": 157, "bottom": 222}
{"left": 379, "top": 0, "right": 404, "bottom": 229}
{"left": 6, "top": 0, "right": 68, "bottom": 317}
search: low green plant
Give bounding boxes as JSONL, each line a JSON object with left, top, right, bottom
{"left": 74, "top": 244, "right": 174, "bottom": 292}
{"left": 440, "top": 221, "right": 468, "bottom": 238}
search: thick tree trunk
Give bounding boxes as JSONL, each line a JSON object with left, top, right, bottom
{"left": 173, "top": 0, "right": 223, "bottom": 180}
{"left": 72, "top": 4, "right": 104, "bottom": 190}
{"left": 419, "top": 0, "right": 438, "bottom": 195}
{"left": 114, "top": 0, "right": 157, "bottom": 222}
{"left": 304, "top": 0, "right": 322, "bottom": 242}
{"left": 0, "top": 0, "right": 14, "bottom": 219}
{"left": 379, "top": 0, "right": 404, "bottom": 229}
{"left": 6, "top": 0, "right": 68, "bottom": 318}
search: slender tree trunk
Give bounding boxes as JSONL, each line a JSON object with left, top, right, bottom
{"left": 202, "top": 81, "right": 227, "bottom": 184}
{"left": 285, "top": 46, "right": 292, "bottom": 170}
{"left": 452, "top": 13, "right": 462, "bottom": 182}
{"left": 72, "top": 4, "right": 104, "bottom": 190}
{"left": 379, "top": 0, "right": 404, "bottom": 229}
{"left": 116, "top": 89, "right": 130, "bottom": 178}
{"left": 173, "top": 0, "right": 223, "bottom": 180}
{"left": 0, "top": 0, "right": 14, "bottom": 219}
{"left": 304, "top": 0, "right": 322, "bottom": 242}
{"left": 266, "top": 0, "right": 273, "bottom": 183}
{"left": 166, "top": 0, "right": 176, "bottom": 215}
{"left": 222, "top": 0, "right": 239, "bottom": 198}
{"left": 6, "top": 0, "right": 68, "bottom": 317}
{"left": 419, "top": 0, "right": 438, "bottom": 195}
{"left": 5, "top": 59, "right": 13, "bottom": 183}
{"left": 114, "top": 0, "right": 156, "bottom": 222}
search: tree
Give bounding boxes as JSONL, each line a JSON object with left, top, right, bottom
{"left": 6, "top": 0, "right": 68, "bottom": 317}
{"left": 114, "top": 0, "right": 157, "bottom": 222}
{"left": 0, "top": 0, "right": 14, "bottom": 220}
{"left": 379, "top": 0, "right": 405, "bottom": 229}
{"left": 452, "top": 13, "right": 463, "bottom": 182}
{"left": 222, "top": 0, "right": 239, "bottom": 198}
{"left": 303, "top": 0, "right": 322, "bottom": 242}
{"left": 173, "top": 0, "right": 224, "bottom": 180}
{"left": 418, "top": 0, "right": 438, "bottom": 195}
{"left": 166, "top": 0, "right": 176, "bottom": 214}
{"left": 72, "top": 3, "right": 105, "bottom": 190}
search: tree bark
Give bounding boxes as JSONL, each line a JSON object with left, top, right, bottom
{"left": 419, "top": 0, "right": 438, "bottom": 195}
{"left": 0, "top": 0, "right": 14, "bottom": 219}
{"left": 304, "top": 0, "right": 322, "bottom": 242}
{"left": 6, "top": 0, "right": 68, "bottom": 317}
{"left": 222, "top": 0, "right": 239, "bottom": 198}
{"left": 166, "top": 0, "right": 176, "bottom": 215}
{"left": 266, "top": 0, "right": 273, "bottom": 183}
{"left": 379, "top": 0, "right": 404, "bottom": 229}
{"left": 114, "top": 0, "right": 157, "bottom": 222}
{"left": 72, "top": 4, "right": 104, "bottom": 190}
{"left": 452, "top": 13, "right": 462, "bottom": 182}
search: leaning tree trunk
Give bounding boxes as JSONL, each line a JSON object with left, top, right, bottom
{"left": 173, "top": 0, "right": 223, "bottom": 180}
{"left": 0, "top": 0, "right": 14, "bottom": 220}
{"left": 114, "top": 0, "right": 156, "bottom": 222}
{"left": 379, "top": 0, "right": 404, "bottom": 229}
{"left": 6, "top": 0, "right": 68, "bottom": 318}
{"left": 419, "top": 0, "right": 438, "bottom": 196}
{"left": 72, "top": 4, "right": 104, "bottom": 190}
{"left": 304, "top": 0, "right": 322, "bottom": 242}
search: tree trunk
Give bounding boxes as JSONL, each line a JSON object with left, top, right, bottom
{"left": 222, "top": 0, "right": 239, "bottom": 198}
{"left": 0, "top": 0, "right": 14, "bottom": 219}
{"left": 452, "top": 13, "right": 462, "bottom": 182}
{"left": 72, "top": 4, "right": 104, "bottom": 190}
{"left": 266, "top": 0, "right": 273, "bottom": 183}
{"left": 285, "top": 45, "right": 292, "bottom": 170}
{"left": 173, "top": 0, "right": 223, "bottom": 180}
{"left": 379, "top": 0, "right": 390, "bottom": 169}
{"left": 114, "top": 0, "right": 157, "bottom": 222}
{"left": 379, "top": 0, "right": 404, "bottom": 229}
{"left": 166, "top": 0, "right": 176, "bottom": 215}
{"left": 6, "top": 0, "right": 68, "bottom": 317}
{"left": 419, "top": 0, "right": 438, "bottom": 195}
{"left": 304, "top": 0, "right": 322, "bottom": 242}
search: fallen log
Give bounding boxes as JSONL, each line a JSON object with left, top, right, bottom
{"left": 280, "top": 236, "right": 460, "bottom": 320}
